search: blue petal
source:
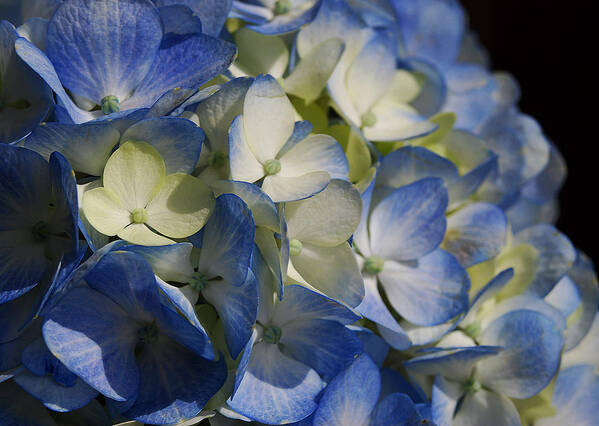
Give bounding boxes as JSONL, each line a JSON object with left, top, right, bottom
{"left": 350, "top": 326, "right": 389, "bottom": 368}
{"left": 477, "top": 309, "right": 565, "bottom": 399}
{"left": 546, "top": 253, "right": 598, "bottom": 350}
{"left": 157, "top": 5, "right": 203, "bottom": 35}
{"left": 202, "top": 267, "right": 258, "bottom": 359}
{"left": 195, "top": 194, "right": 255, "bottom": 286}
{"left": 42, "top": 287, "right": 140, "bottom": 401}
{"left": 122, "top": 33, "right": 236, "bottom": 110}
{"left": 357, "top": 276, "right": 411, "bottom": 350}
{"left": 154, "top": 0, "right": 233, "bottom": 36}
{"left": 431, "top": 374, "right": 461, "bottom": 426}
{"left": 515, "top": 224, "right": 576, "bottom": 297}
{"left": 232, "top": 327, "right": 258, "bottom": 397}
{"left": 405, "top": 346, "right": 501, "bottom": 383}
{"left": 464, "top": 268, "right": 514, "bottom": 324}
{"left": 369, "top": 177, "right": 448, "bottom": 261}
{"left": 312, "top": 354, "right": 381, "bottom": 426}
{"left": 211, "top": 180, "right": 279, "bottom": 230}
{"left": 195, "top": 77, "right": 253, "bottom": 156}
{"left": 14, "top": 37, "right": 93, "bottom": 123}
{"left": 540, "top": 365, "right": 599, "bottom": 426}
{"left": 0, "top": 321, "right": 41, "bottom": 372}
{"left": 46, "top": 0, "right": 163, "bottom": 104}
{"left": 21, "top": 338, "right": 76, "bottom": 386}
{"left": 48, "top": 151, "right": 79, "bottom": 250}
{"left": 121, "top": 243, "right": 194, "bottom": 283}
{"left": 371, "top": 393, "right": 427, "bottom": 426}
{"left": 154, "top": 288, "right": 215, "bottom": 360}
{"left": 14, "top": 371, "right": 98, "bottom": 413}
{"left": 380, "top": 367, "right": 427, "bottom": 403}
{"left": 402, "top": 58, "right": 447, "bottom": 117}
{"left": 248, "top": 0, "right": 322, "bottom": 35}
{"left": 280, "top": 319, "right": 363, "bottom": 381}
{"left": 121, "top": 337, "right": 227, "bottom": 425}
{"left": 227, "top": 342, "right": 324, "bottom": 424}
{"left": 377, "top": 146, "right": 459, "bottom": 191}
{"left": 392, "top": 0, "right": 465, "bottom": 68}
{"left": 379, "top": 249, "right": 470, "bottom": 326}
{"left": 443, "top": 202, "right": 507, "bottom": 268}
{"left": 120, "top": 117, "right": 205, "bottom": 174}
{"left": 442, "top": 64, "right": 498, "bottom": 132}
{"left": 84, "top": 251, "right": 163, "bottom": 320}
{"left": 277, "top": 120, "right": 314, "bottom": 158}
{"left": 23, "top": 121, "right": 120, "bottom": 176}
{"left": 521, "top": 145, "right": 566, "bottom": 204}
{"left": 0, "top": 21, "right": 53, "bottom": 144}
{"left": 0, "top": 145, "right": 52, "bottom": 303}
{"left": 271, "top": 284, "right": 360, "bottom": 326}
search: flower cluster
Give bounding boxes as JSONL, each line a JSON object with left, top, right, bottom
{"left": 1, "top": 0, "right": 597, "bottom": 425}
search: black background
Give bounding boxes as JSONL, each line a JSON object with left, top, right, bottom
{"left": 461, "top": 0, "right": 596, "bottom": 263}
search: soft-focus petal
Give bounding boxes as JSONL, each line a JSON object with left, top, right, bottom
{"left": 262, "top": 171, "right": 331, "bottom": 203}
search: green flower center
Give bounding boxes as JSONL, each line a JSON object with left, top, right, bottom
{"left": 364, "top": 256, "right": 384, "bottom": 275}
{"left": 189, "top": 271, "right": 209, "bottom": 292}
{"left": 273, "top": 0, "right": 291, "bottom": 15}
{"left": 289, "top": 239, "right": 303, "bottom": 256}
{"left": 361, "top": 111, "right": 377, "bottom": 127}
{"left": 208, "top": 151, "right": 226, "bottom": 168}
{"left": 263, "top": 159, "right": 281, "bottom": 175}
{"left": 264, "top": 325, "right": 282, "bottom": 344}
{"left": 130, "top": 208, "right": 148, "bottom": 224}
{"left": 138, "top": 321, "right": 158, "bottom": 344}
{"left": 463, "top": 377, "right": 482, "bottom": 395}
{"left": 31, "top": 221, "right": 50, "bottom": 242}
{"left": 101, "top": 95, "right": 120, "bottom": 115}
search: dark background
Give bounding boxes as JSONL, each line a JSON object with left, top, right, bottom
{"left": 461, "top": 0, "right": 596, "bottom": 262}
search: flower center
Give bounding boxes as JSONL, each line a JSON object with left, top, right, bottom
{"left": 364, "top": 256, "right": 384, "bottom": 275}
{"left": 289, "top": 239, "right": 303, "bottom": 256}
{"left": 130, "top": 208, "right": 148, "bottom": 224}
{"left": 31, "top": 221, "right": 50, "bottom": 242}
{"left": 138, "top": 321, "right": 158, "bottom": 344}
{"left": 264, "top": 325, "right": 282, "bottom": 344}
{"left": 208, "top": 151, "right": 226, "bottom": 168}
{"left": 101, "top": 95, "right": 120, "bottom": 115}
{"left": 361, "top": 111, "right": 377, "bottom": 127}
{"left": 189, "top": 271, "right": 209, "bottom": 292}
{"left": 273, "top": 0, "right": 291, "bottom": 15}
{"left": 263, "top": 159, "right": 281, "bottom": 175}
{"left": 463, "top": 377, "right": 482, "bottom": 395}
